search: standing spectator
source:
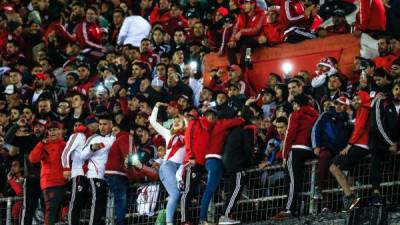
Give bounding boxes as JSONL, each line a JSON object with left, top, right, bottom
{"left": 81, "top": 114, "right": 116, "bottom": 225}
{"left": 274, "top": 94, "right": 319, "bottom": 219}
{"left": 110, "top": 9, "right": 126, "bottom": 45}
{"left": 75, "top": 6, "right": 106, "bottom": 52}
{"left": 199, "top": 113, "right": 245, "bottom": 224}
{"left": 117, "top": 5, "right": 151, "bottom": 48}
{"left": 227, "top": 0, "right": 265, "bottom": 67}
{"left": 369, "top": 80, "right": 400, "bottom": 205}
{"left": 149, "top": 102, "right": 187, "bottom": 225}
{"left": 61, "top": 123, "right": 91, "bottom": 225}
{"left": 28, "top": 121, "right": 67, "bottom": 225}
{"left": 149, "top": 0, "right": 172, "bottom": 25}
{"left": 181, "top": 109, "right": 215, "bottom": 225}
{"left": 310, "top": 96, "right": 352, "bottom": 200}
{"left": 329, "top": 91, "right": 371, "bottom": 211}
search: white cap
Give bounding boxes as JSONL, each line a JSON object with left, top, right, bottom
{"left": 3, "top": 85, "right": 17, "bottom": 95}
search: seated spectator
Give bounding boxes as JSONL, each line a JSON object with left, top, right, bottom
{"left": 149, "top": 0, "right": 172, "bottom": 25}
{"left": 311, "top": 96, "right": 352, "bottom": 201}
{"left": 390, "top": 58, "right": 400, "bottom": 80}
{"left": 258, "top": 6, "right": 284, "bottom": 46}
{"left": 75, "top": 6, "right": 106, "bottom": 53}
{"left": 260, "top": 87, "right": 277, "bottom": 118}
{"left": 373, "top": 36, "right": 398, "bottom": 72}
{"left": 329, "top": 91, "right": 371, "bottom": 211}
{"left": 163, "top": 3, "right": 189, "bottom": 37}
{"left": 207, "top": 9, "right": 233, "bottom": 54}
{"left": 227, "top": 0, "right": 265, "bottom": 68}
{"left": 280, "top": 0, "right": 322, "bottom": 43}
{"left": 317, "top": 9, "right": 350, "bottom": 38}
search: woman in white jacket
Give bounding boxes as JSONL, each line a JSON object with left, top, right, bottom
{"left": 149, "top": 102, "right": 187, "bottom": 225}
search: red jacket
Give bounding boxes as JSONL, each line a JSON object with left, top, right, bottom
{"left": 348, "top": 91, "right": 371, "bottom": 148}
{"left": 231, "top": 7, "right": 265, "bottom": 41}
{"left": 260, "top": 20, "right": 285, "bottom": 45}
{"left": 355, "top": 0, "right": 386, "bottom": 31}
{"left": 163, "top": 16, "right": 189, "bottom": 36}
{"left": 149, "top": 5, "right": 172, "bottom": 25}
{"left": 373, "top": 54, "right": 397, "bottom": 72}
{"left": 105, "top": 131, "right": 159, "bottom": 182}
{"left": 44, "top": 22, "right": 76, "bottom": 50}
{"left": 29, "top": 139, "right": 67, "bottom": 190}
{"left": 75, "top": 21, "right": 103, "bottom": 51}
{"left": 8, "top": 176, "right": 23, "bottom": 196}
{"left": 205, "top": 118, "right": 246, "bottom": 159}
{"left": 280, "top": 0, "right": 307, "bottom": 28}
{"left": 282, "top": 105, "right": 319, "bottom": 159}
{"left": 184, "top": 117, "right": 215, "bottom": 165}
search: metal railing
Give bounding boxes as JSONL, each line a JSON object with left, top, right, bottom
{"left": 1, "top": 152, "right": 399, "bottom": 225}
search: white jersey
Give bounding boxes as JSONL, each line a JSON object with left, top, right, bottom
{"left": 81, "top": 134, "right": 116, "bottom": 180}
{"left": 61, "top": 132, "right": 86, "bottom": 178}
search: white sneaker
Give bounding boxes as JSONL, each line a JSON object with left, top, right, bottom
{"left": 218, "top": 216, "right": 240, "bottom": 225}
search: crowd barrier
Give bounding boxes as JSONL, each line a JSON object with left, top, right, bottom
{"left": 0, "top": 152, "right": 399, "bottom": 225}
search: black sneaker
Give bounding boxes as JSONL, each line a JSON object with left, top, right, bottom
{"left": 369, "top": 193, "right": 383, "bottom": 206}
{"left": 343, "top": 194, "right": 360, "bottom": 212}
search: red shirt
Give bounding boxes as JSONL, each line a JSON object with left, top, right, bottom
{"left": 75, "top": 21, "right": 103, "bottom": 51}
{"left": 29, "top": 139, "right": 67, "bottom": 190}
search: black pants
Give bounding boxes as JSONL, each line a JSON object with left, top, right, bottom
{"left": 227, "top": 37, "right": 259, "bottom": 67}
{"left": 68, "top": 175, "right": 90, "bottom": 225}
{"left": 223, "top": 171, "right": 247, "bottom": 217}
{"left": 43, "top": 185, "right": 66, "bottom": 225}
{"left": 88, "top": 178, "right": 108, "bottom": 225}
{"left": 180, "top": 164, "right": 204, "bottom": 223}
{"left": 286, "top": 149, "right": 315, "bottom": 212}
{"left": 21, "top": 177, "right": 42, "bottom": 225}
{"left": 284, "top": 28, "right": 316, "bottom": 43}
{"left": 370, "top": 144, "right": 388, "bottom": 190}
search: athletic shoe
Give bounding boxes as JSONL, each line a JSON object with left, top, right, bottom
{"left": 218, "top": 216, "right": 241, "bottom": 225}
{"left": 273, "top": 210, "right": 291, "bottom": 219}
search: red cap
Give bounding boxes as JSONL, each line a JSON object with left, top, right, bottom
{"left": 168, "top": 101, "right": 182, "bottom": 111}
{"left": 335, "top": 96, "right": 351, "bottom": 106}
{"left": 217, "top": 7, "right": 229, "bottom": 16}
{"left": 46, "top": 121, "right": 63, "bottom": 129}
{"left": 35, "top": 73, "right": 48, "bottom": 80}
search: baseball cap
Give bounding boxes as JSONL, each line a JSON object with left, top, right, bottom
{"left": 335, "top": 96, "right": 351, "bottom": 106}
{"left": 217, "top": 7, "right": 229, "bottom": 17}
{"left": 0, "top": 66, "right": 10, "bottom": 76}
{"left": 3, "top": 85, "right": 18, "bottom": 95}
{"left": 35, "top": 73, "right": 48, "bottom": 80}
{"left": 332, "top": 9, "right": 346, "bottom": 17}
{"left": 66, "top": 71, "right": 79, "bottom": 80}
{"left": 46, "top": 121, "right": 63, "bottom": 129}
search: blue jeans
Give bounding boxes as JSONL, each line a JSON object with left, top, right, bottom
{"left": 200, "top": 158, "right": 223, "bottom": 221}
{"left": 105, "top": 175, "right": 128, "bottom": 225}
{"left": 159, "top": 160, "right": 181, "bottom": 223}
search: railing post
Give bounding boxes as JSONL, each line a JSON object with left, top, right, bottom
{"left": 309, "top": 161, "right": 317, "bottom": 215}
{"left": 6, "top": 197, "right": 12, "bottom": 225}
{"left": 106, "top": 191, "right": 115, "bottom": 225}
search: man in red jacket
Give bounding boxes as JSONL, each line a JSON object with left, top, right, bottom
{"left": 75, "top": 6, "right": 106, "bottom": 52}
{"left": 354, "top": 0, "right": 386, "bottom": 32}
{"left": 258, "top": 6, "right": 285, "bottom": 46}
{"left": 227, "top": 0, "right": 265, "bottom": 68}
{"left": 199, "top": 111, "right": 245, "bottom": 224}
{"left": 329, "top": 91, "right": 371, "bottom": 211}
{"left": 274, "top": 94, "right": 319, "bottom": 219}
{"left": 149, "top": 0, "right": 172, "bottom": 25}
{"left": 29, "top": 121, "right": 67, "bottom": 225}
{"left": 105, "top": 126, "right": 158, "bottom": 225}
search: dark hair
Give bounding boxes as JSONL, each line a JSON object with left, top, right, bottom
{"left": 287, "top": 78, "right": 302, "bottom": 86}
{"left": 374, "top": 67, "right": 389, "bottom": 78}
{"left": 275, "top": 83, "right": 289, "bottom": 100}
{"left": 275, "top": 116, "right": 288, "bottom": 125}
{"left": 262, "top": 87, "right": 276, "bottom": 97}
{"left": 292, "top": 94, "right": 309, "bottom": 107}
{"left": 86, "top": 6, "right": 98, "bottom": 14}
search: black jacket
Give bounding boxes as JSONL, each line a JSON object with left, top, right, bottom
{"left": 222, "top": 125, "right": 256, "bottom": 173}
{"left": 370, "top": 96, "right": 400, "bottom": 148}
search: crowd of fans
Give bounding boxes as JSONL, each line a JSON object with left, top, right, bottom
{"left": 0, "top": 0, "right": 399, "bottom": 225}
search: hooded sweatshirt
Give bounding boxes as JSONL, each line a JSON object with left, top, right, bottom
{"left": 348, "top": 91, "right": 371, "bottom": 149}
{"left": 282, "top": 105, "right": 319, "bottom": 159}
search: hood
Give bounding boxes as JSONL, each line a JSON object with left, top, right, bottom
{"left": 300, "top": 105, "right": 319, "bottom": 119}
{"left": 357, "top": 90, "right": 371, "bottom": 108}
{"left": 116, "top": 131, "right": 130, "bottom": 138}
